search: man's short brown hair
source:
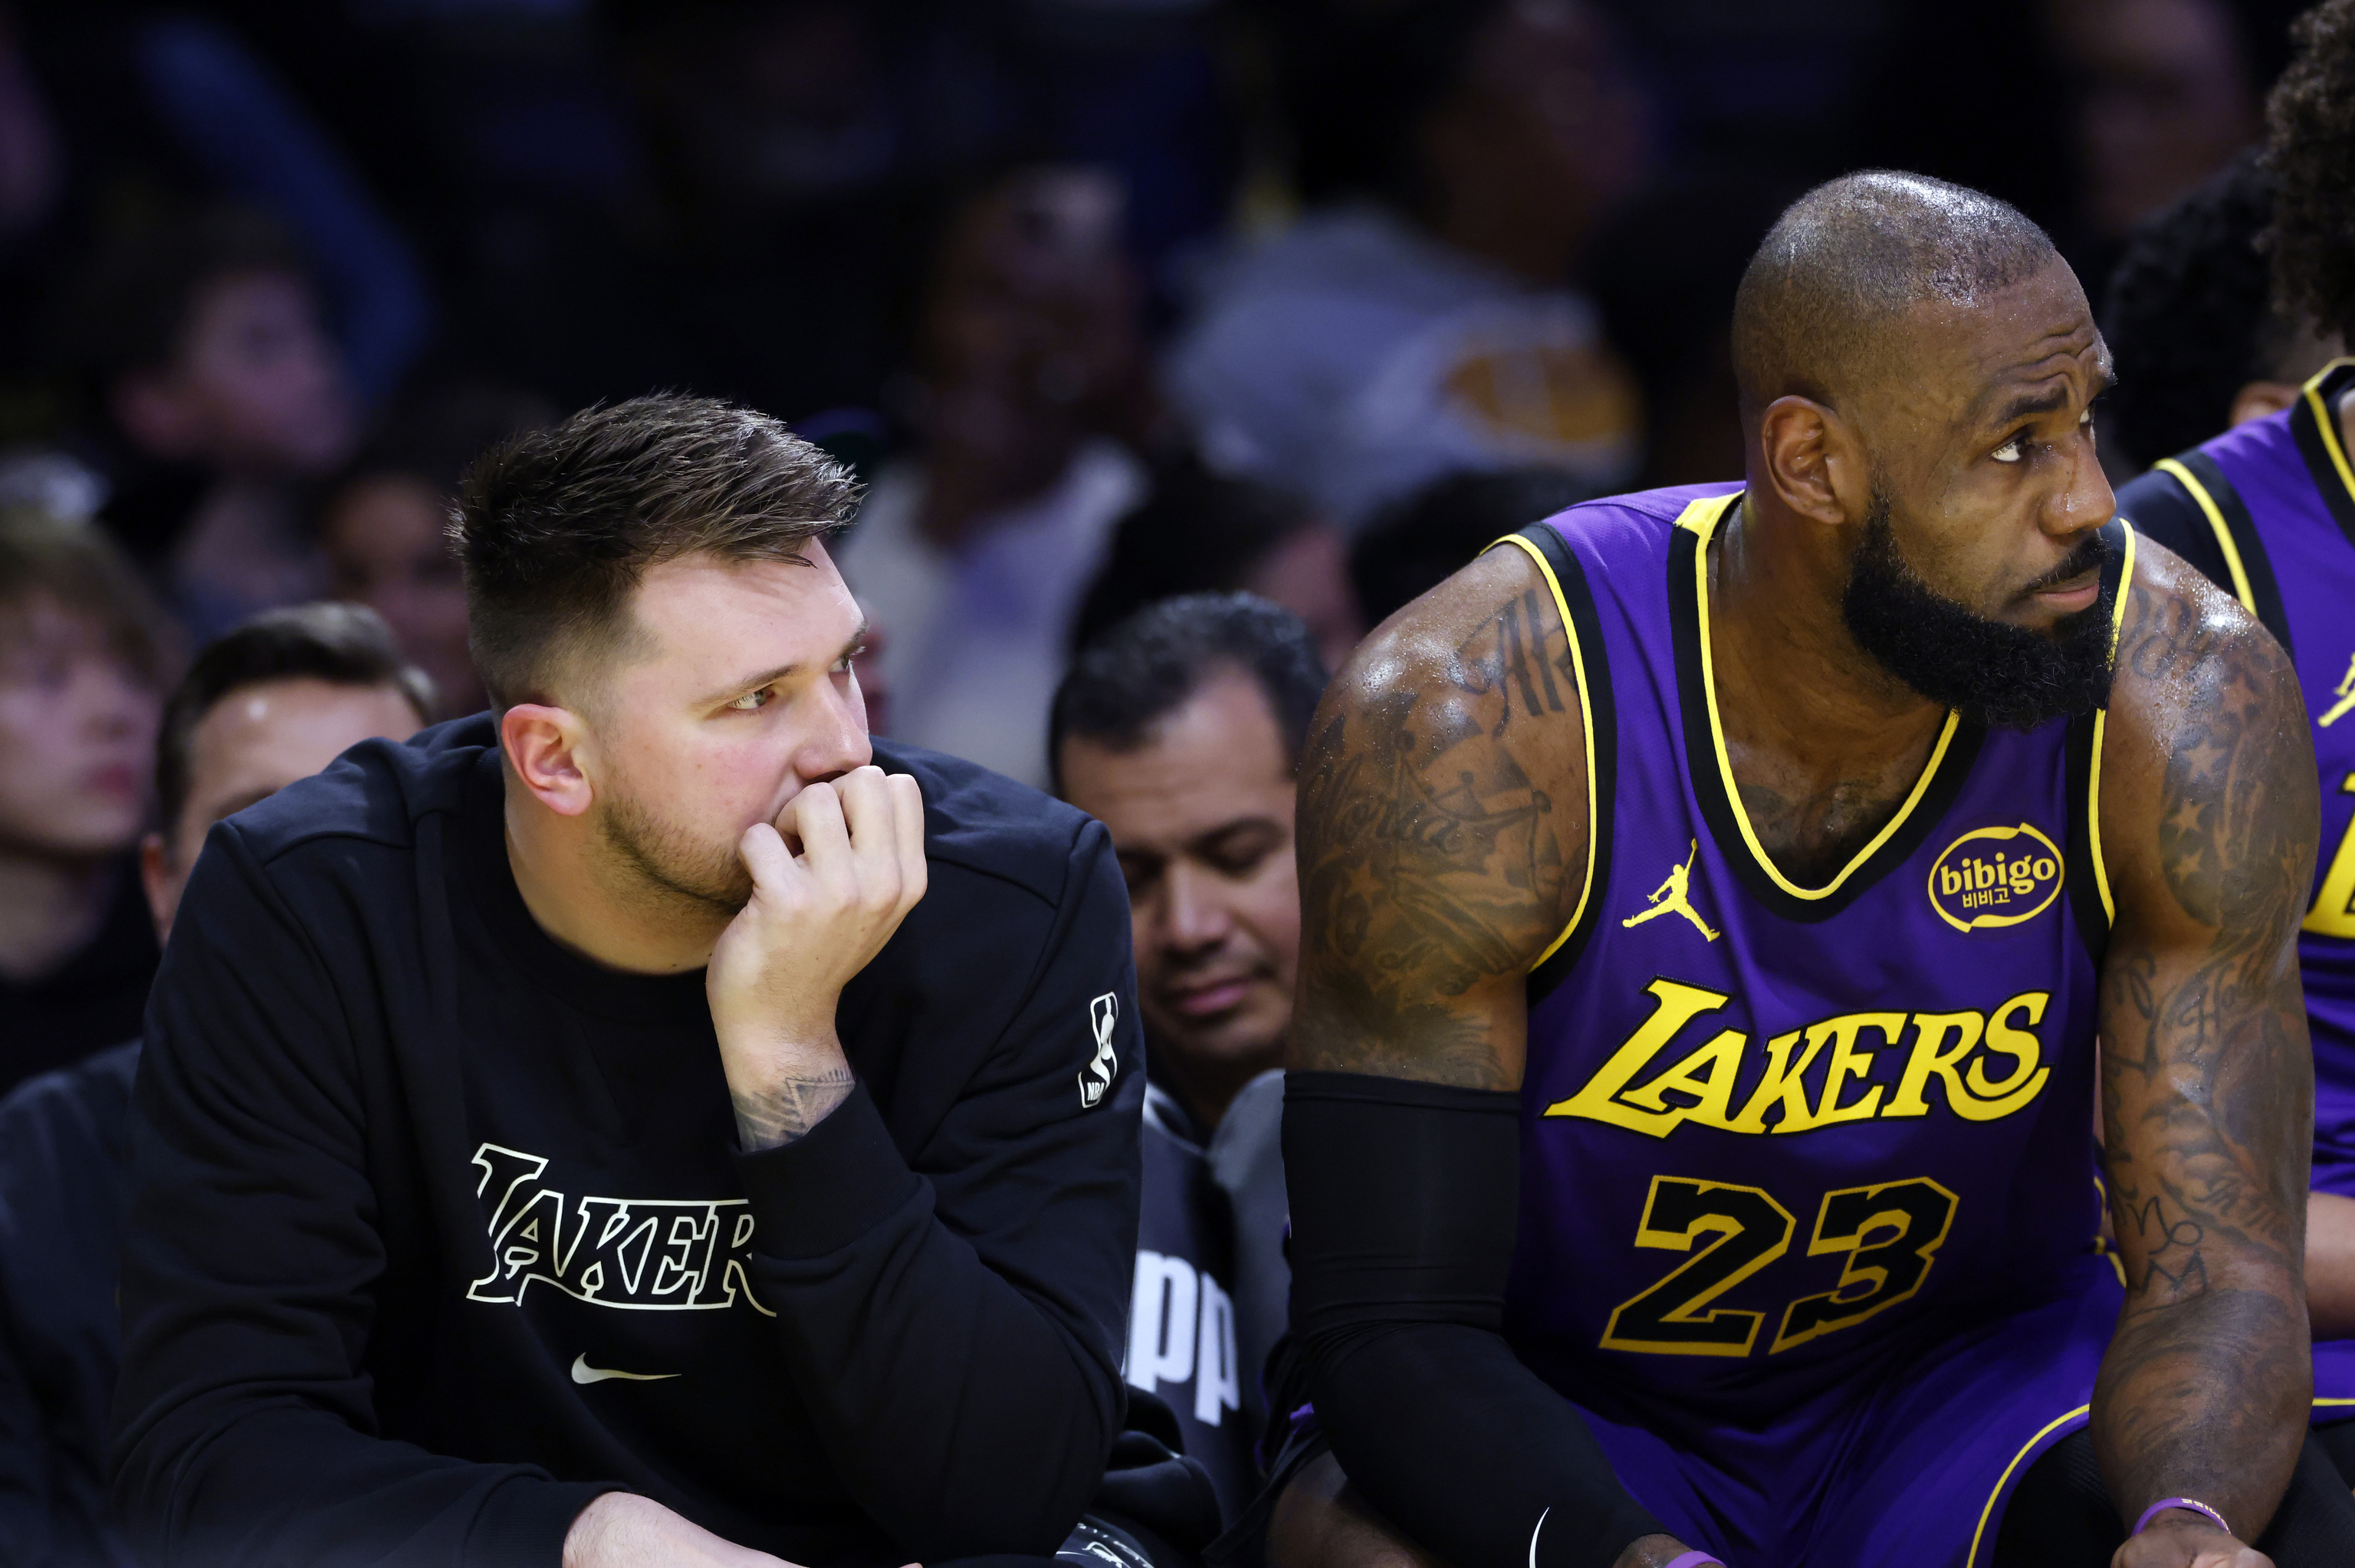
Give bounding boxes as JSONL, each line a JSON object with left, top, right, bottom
{"left": 450, "top": 395, "right": 861, "bottom": 710}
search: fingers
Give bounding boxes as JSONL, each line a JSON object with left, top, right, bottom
{"left": 888, "top": 772, "right": 928, "bottom": 914}
{"left": 737, "top": 821, "right": 796, "bottom": 894}
{"left": 788, "top": 779, "right": 852, "bottom": 873}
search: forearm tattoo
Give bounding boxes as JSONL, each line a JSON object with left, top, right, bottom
{"left": 2093, "top": 572, "right": 2321, "bottom": 1534}
{"left": 732, "top": 1064, "right": 856, "bottom": 1153}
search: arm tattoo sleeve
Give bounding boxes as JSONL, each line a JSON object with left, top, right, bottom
{"left": 2092, "top": 569, "right": 2321, "bottom": 1537}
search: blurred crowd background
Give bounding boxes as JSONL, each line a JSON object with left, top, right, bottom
{"left": 0, "top": 0, "right": 2324, "bottom": 1085}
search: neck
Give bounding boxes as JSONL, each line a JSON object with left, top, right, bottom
{"left": 1424, "top": 188, "right": 1586, "bottom": 287}
{"left": 0, "top": 848, "right": 117, "bottom": 982}
{"left": 1155, "top": 1038, "right": 1283, "bottom": 1133}
{"left": 915, "top": 424, "right": 1081, "bottom": 550}
{"left": 1704, "top": 493, "right": 1947, "bottom": 881}
{"left": 502, "top": 775, "right": 726, "bottom": 976}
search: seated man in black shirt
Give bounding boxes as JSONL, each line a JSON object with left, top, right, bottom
{"left": 0, "top": 600, "right": 432, "bottom": 1567}
{"left": 113, "top": 397, "right": 1148, "bottom": 1568}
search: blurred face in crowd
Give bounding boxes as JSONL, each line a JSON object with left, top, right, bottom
{"left": 116, "top": 268, "right": 357, "bottom": 478}
{"left": 1059, "top": 671, "right": 1299, "bottom": 1126}
{"left": 141, "top": 677, "right": 423, "bottom": 940}
{"left": 1419, "top": 0, "right": 1650, "bottom": 278}
{"left": 1242, "top": 523, "right": 1364, "bottom": 678}
{"left": 519, "top": 546, "right": 872, "bottom": 920}
{"left": 0, "top": 595, "right": 159, "bottom": 861}
{"left": 2055, "top": 0, "right": 2260, "bottom": 240}
{"left": 917, "top": 169, "right": 1146, "bottom": 524}
{"left": 322, "top": 474, "right": 484, "bottom": 715}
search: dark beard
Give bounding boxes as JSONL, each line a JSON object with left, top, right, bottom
{"left": 1839, "top": 494, "right": 2117, "bottom": 730}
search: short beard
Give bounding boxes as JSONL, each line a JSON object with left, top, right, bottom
{"left": 594, "top": 779, "right": 751, "bottom": 921}
{"left": 1839, "top": 490, "right": 2117, "bottom": 730}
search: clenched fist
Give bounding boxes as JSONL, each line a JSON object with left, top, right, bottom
{"left": 705, "top": 765, "right": 927, "bottom": 1151}
{"left": 2114, "top": 1514, "right": 2272, "bottom": 1568}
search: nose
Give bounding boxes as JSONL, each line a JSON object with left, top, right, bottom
{"left": 796, "top": 670, "right": 873, "bottom": 783}
{"left": 2046, "top": 415, "right": 2117, "bottom": 543}
{"left": 1161, "top": 861, "right": 1233, "bottom": 955}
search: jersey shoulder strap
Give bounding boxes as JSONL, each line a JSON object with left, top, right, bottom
{"left": 2129, "top": 451, "right": 2295, "bottom": 657}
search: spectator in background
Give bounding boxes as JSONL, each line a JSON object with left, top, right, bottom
{"left": 837, "top": 164, "right": 1155, "bottom": 786}
{"left": 1348, "top": 466, "right": 1592, "bottom": 629}
{"left": 0, "top": 602, "right": 431, "bottom": 1568}
{"left": 318, "top": 384, "right": 553, "bottom": 717}
{"left": 1169, "top": 0, "right": 1648, "bottom": 527}
{"left": 1070, "top": 454, "right": 1362, "bottom": 677}
{"left": 2102, "top": 152, "right": 2341, "bottom": 473}
{"left": 1052, "top": 593, "right": 1319, "bottom": 1525}
{"left": 74, "top": 205, "right": 359, "bottom": 642}
{"left": 0, "top": 510, "right": 166, "bottom": 1098}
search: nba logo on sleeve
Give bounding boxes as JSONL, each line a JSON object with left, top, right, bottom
{"left": 1928, "top": 824, "right": 2063, "bottom": 932}
{"left": 1079, "top": 993, "right": 1120, "bottom": 1107}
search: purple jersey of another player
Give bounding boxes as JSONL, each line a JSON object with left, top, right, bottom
{"left": 1492, "top": 486, "right": 2130, "bottom": 1566}
{"left": 2116, "top": 362, "right": 2355, "bottom": 1189}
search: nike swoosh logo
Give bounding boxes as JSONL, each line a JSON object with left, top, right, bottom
{"left": 1528, "top": 1507, "right": 1549, "bottom": 1568}
{"left": 570, "top": 1353, "right": 679, "bottom": 1385}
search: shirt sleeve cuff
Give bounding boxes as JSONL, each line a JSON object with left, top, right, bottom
{"left": 469, "top": 1477, "right": 616, "bottom": 1566}
{"left": 734, "top": 1081, "right": 924, "bottom": 1259}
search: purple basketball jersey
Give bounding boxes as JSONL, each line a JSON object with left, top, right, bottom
{"left": 1494, "top": 487, "right": 2127, "bottom": 1565}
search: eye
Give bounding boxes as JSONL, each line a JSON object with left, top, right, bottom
{"left": 726, "top": 687, "right": 773, "bottom": 711}
{"left": 1991, "top": 435, "right": 2025, "bottom": 464}
{"left": 831, "top": 652, "right": 856, "bottom": 675}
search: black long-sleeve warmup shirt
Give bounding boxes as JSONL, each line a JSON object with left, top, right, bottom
{"left": 112, "top": 717, "right": 1145, "bottom": 1568}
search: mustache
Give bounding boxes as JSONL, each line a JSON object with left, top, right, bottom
{"left": 2015, "top": 528, "right": 2116, "bottom": 599}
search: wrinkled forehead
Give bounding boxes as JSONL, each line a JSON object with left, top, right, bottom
{"left": 1866, "top": 261, "right": 2106, "bottom": 444}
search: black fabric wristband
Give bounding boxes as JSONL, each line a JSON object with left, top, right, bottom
{"left": 1284, "top": 1071, "right": 1663, "bottom": 1568}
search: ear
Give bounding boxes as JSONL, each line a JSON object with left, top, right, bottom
{"left": 501, "top": 704, "right": 596, "bottom": 817}
{"left": 111, "top": 370, "right": 204, "bottom": 461}
{"left": 1757, "top": 395, "right": 1865, "bottom": 528}
{"left": 140, "top": 829, "right": 179, "bottom": 943}
{"left": 2229, "top": 379, "right": 2303, "bottom": 428}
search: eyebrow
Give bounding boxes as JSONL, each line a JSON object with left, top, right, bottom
{"left": 701, "top": 618, "right": 869, "bottom": 707}
{"left": 1984, "top": 366, "right": 2115, "bottom": 433}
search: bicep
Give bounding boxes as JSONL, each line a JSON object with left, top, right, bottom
{"left": 1292, "top": 546, "right": 1589, "bottom": 1090}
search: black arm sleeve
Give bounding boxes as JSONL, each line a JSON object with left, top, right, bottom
{"left": 1284, "top": 1071, "right": 1663, "bottom": 1568}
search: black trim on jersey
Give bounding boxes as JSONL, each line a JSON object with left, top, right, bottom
{"left": 2063, "top": 517, "right": 2134, "bottom": 965}
{"left": 1509, "top": 522, "right": 1617, "bottom": 1006}
{"left": 1667, "top": 517, "right": 1987, "bottom": 923}
{"left": 2140, "top": 452, "right": 2294, "bottom": 656}
{"left": 2289, "top": 360, "right": 2355, "bottom": 553}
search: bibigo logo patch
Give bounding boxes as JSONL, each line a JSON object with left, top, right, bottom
{"left": 1928, "top": 823, "right": 2064, "bottom": 933}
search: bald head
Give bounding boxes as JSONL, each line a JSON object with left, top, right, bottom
{"left": 1733, "top": 172, "right": 2062, "bottom": 417}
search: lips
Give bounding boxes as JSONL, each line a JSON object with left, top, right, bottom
{"left": 1161, "top": 976, "right": 1256, "bottom": 1019}
{"left": 84, "top": 762, "right": 140, "bottom": 800}
{"left": 2033, "top": 576, "right": 2102, "bottom": 614}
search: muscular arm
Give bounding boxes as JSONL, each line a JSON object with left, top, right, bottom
{"left": 1285, "top": 548, "right": 1684, "bottom": 1568}
{"left": 2093, "top": 547, "right": 2321, "bottom": 1545}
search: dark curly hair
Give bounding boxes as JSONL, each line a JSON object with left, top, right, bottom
{"left": 2265, "top": 0, "right": 2355, "bottom": 348}
{"left": 2102, "top": 154, "right": 2283, "bottom": 469}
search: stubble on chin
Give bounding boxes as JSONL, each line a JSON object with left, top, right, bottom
{"left": 593, "top": 782, "right": 754, "bottom": 927}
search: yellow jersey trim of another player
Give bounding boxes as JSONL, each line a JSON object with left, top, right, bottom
{"left": 2153, "top": 456, "right": 2258, "bottom": 616}
{"left": 1673, "top": 491, "right": 1960, "bottom": 902}
{"left": 2300, "top": 356, "right": 2355, "bottom": 510}
{"left": 1489, "top": 530, "right": 1602, "bottom": 972}
{"left": 1966, "top": 1406, "right": 2092, "bottom": 1568}
{"left": 2086, "top": 523, "right": 2139, "bottom": 927}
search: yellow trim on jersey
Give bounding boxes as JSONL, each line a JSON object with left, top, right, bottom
{"left": 2301, "top": 356, "right": 2355, "bottom": 508}
{"left": 2153, "top": 457, "right": 2257, "bottom": 615}
{"left": 2087, "top": 524, "right": 2139, "bottom": 928}
{"left": 1966, "top": 1406, "right": 2091, "bottom": 1568}
{"left": 1673, "top": 493, "right": 1959, "bottom": 901}
{"left": 1488, "top": 532, "right": 1600, "bottom": 972}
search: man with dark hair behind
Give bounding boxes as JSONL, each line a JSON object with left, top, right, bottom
{"left": 2102, "top": 154, "right": 2339, "bottom": 472}
{"left": 0, "top": 599, "right": 431, "bottom": 1568}
{"left": 2110, "top": 0, "right": 2355, "bottom": 1475}
{"left": 1348, "top": 467, "right": 1595, "bottom": 630}
{"left": 113, "top": 393, "right": 1154, "bottom": 1568}
{"left": 0, "top": 508, "right": 168, "bottom": 1096}
{"left": 1052, "top": 594, "right": 1324, "bottom": 1523}
{"left": 1268, "top": 169, "right": 2347, "bottom": 1568}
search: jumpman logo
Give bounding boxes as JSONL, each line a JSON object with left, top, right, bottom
{"left": 1622, "top": 840, "right": 1719, "bottom": 942}
{"left": 2323, "top": 652, "right": 2355, "bottom": 729}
